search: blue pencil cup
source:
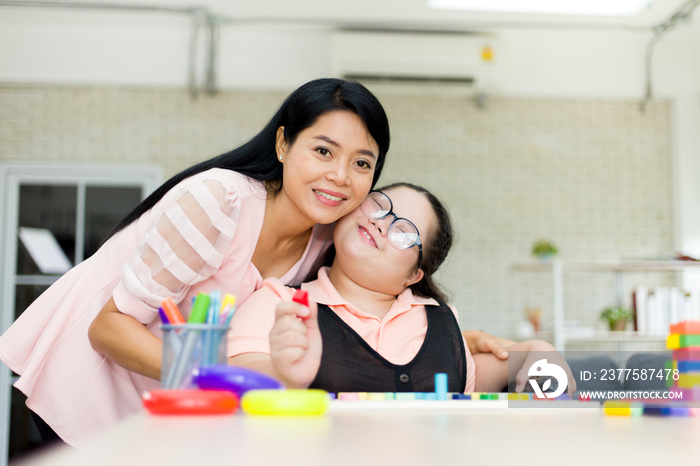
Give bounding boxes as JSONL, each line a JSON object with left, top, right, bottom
{"left": 161, "top": 323, "right": 229, "bottom": 390}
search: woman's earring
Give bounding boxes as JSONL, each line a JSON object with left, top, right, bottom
{"left": 279, "top": 155, "right": 283, "bottom": 161}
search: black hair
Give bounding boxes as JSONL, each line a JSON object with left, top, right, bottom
{"left": 104, "top": 78, "right": 390, "bottom": 241}
{"left": 378, "top": 182, "right": 454, "bottom": 303}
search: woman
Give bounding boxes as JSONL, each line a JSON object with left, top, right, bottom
{"left": 0, "top": 78, "right": 390, "bottom": 446}
{"left": 228, "top": 183, "right": 573, "bottom": 394}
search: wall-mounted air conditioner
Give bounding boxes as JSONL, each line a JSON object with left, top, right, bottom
{"left": 329, "top": 30, "right": 500, "bottom": 93}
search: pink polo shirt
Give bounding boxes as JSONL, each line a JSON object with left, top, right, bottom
{"left": 227, "top": 267, "right": 476, "bottom": 392}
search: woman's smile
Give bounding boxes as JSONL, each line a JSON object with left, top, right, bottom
{"left": 313, "top": 188, "right": 346, "bottom": 206}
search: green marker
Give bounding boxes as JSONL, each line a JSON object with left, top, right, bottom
{"left": 188, "top": 292, "right": 211, "bottom": 323}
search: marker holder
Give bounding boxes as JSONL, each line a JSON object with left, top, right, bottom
{"left": 161, "top": 323, "right": 229, "bottom": 390}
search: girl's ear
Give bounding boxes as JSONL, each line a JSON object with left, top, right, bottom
{"left": 403, "top": 268, "right": 424, "bottom": 288}
{"left": 275, "top": 126, "right": 287, "bottom": 160}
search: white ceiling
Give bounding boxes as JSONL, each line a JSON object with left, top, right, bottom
{"left": 123, "top": 0, "right": 691, "bottom": 31}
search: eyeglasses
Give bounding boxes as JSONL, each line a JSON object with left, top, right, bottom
{"left": 360, "top": 190, "right": 423, "bottom": 268}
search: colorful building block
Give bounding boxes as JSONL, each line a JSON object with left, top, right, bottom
{"left": 677, "top": 373, "right": 700, "bottom": 388}
{"left": 667, "top": 334, "right": 700, "bottom": 350}
{"left": 603, "top": 401, "right": 642, "bottom": 416}
{"left": 669, "top": 321, "right": 700, "bottom": 335}
{"left": 672, "top": 349, "right": 700, "bottom": 361}
{"left": 434, "top": 373, "right": 448, "bottom": 401}
{"left": 677, "top": 361, "right": 700, "bottom": 373}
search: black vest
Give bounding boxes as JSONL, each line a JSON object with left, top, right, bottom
{"left": 309, "top": 300, "right": 467, "bottom": 393}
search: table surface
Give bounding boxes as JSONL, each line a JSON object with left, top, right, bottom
{"left": 15, "top": 400, "right": 699, "bottom": 466}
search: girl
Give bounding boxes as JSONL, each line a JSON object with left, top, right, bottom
{"left": 228, "top": 183, "right": 575, "bottom": 394}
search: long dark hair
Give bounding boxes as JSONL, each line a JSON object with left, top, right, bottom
{"left": 306, "top": 182, "right": 454, "bottom": 302}
{"left": 105, "top": 78, "right": 390, "bottom": 241}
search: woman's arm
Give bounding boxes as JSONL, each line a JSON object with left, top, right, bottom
{"left": 473, "top": 340, "right": 577, "bottom": 395}
{"left": 88, "top": 298, "right": 163, "bottom": 380}
{"left": 462, "top": 330, "right": 516, "bottom": 360}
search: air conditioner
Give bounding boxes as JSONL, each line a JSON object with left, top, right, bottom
{"left": 329, "top": 30, "right": 499, "bottom": 92}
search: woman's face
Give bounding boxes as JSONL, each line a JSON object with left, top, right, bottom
{"left": 331, "top": 186, "right": 436, "bottom": 295}
{"left": 276, "top": 110, "right": 379, "bottom": 226}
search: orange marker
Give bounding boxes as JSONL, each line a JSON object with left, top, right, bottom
{"left": 160, "top": 297, "right": 186, "bottom": 325}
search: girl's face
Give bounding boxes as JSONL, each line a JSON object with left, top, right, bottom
{"left": 331, "top": 186, "right": 436, "bottom": 296}
{"left": 276, "top": 110, "right": 379, "bottom": 226}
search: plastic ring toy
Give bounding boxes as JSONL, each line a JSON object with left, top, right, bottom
{"left": 241, "top": 389, "right": 329, "bottom": 416}
{"left": 192, "top": 365, "right": 284, "bottom": 396}
{"left": 142, "top": 389, "right": 238, "bottom": 415}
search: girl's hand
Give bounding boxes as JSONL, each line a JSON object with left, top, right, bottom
{"left": 269, "top": 299, "right": 322, "bottom": 388}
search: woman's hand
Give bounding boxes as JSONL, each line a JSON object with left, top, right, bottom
{"left": 511, "top": 340, "right": 577, "bottom": 396}
{"left": 462, "top": 330, "right": 515, "bottom": 360}
{"left": 269, "top": 299, "right": 323, "bottom": 389}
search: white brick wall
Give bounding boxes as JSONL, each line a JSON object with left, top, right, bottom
{"left": 0, "top": 84, "right": 676, "bottom": 341}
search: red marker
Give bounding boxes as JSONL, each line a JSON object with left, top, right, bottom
{"left": 292, "top": 289, "right": 309, "bottom": 306}
{"left": 292, "top": 289, "right": 309, "bottom": 319}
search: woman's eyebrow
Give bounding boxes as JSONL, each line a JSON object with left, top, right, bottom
{"left": 314, "top": 135, "right": 377, "bottom": 159}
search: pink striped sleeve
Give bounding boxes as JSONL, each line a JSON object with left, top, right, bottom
{"left": 114, "top": 178, "right": 240, "bottom": 323}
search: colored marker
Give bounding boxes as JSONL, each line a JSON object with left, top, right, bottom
{"left": 160, "top": 297, "right": 186, "bottom": 325}
{"left": 292, "top": 289, "right": 309, "bottom": 306}
{"left": 203, "top": 291, "right": 220, "bottom": 366}
{"left": 158, "top": 307, "right": 170, "bottom": 324}
{"left": 219, "top": 294, "right": 237, "bottom": 325}
{"left": 292, "top": 289, "right": 309, "bottom": 319}
{"left": 188, "top": 292, "right": 211, "bottom": 323}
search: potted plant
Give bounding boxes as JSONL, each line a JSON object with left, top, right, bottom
{"left": 531, "top": 240, "right": 558, "bottom": 261}
{"left": 600, "top": 306, "right": 634, "bottom": 331}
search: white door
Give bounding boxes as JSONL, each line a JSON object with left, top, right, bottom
{"left": 0, "top": 164, "right": 161, "bottom": 464}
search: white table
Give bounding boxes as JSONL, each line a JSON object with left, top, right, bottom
{"left": 15, "top": 401, "right": 699, "bottom": 466}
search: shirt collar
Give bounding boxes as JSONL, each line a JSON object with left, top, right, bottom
{"left": 303, "top": 267, "right": 439, "bottom": 309}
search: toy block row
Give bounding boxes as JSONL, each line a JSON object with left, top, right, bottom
{"left": 333, "top": 392, "right": 576, "bottom": 402}
{"left": 335, "top": 392, "right": 515, "bottom": 401}
{"left": 603, "top": 400, "right": 700, "bottom": 417}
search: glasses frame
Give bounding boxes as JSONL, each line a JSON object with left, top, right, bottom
{"left": 360, "top": 190, "right": 423, "bottom": 269}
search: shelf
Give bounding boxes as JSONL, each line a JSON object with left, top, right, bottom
{"left": 510, "top": 259, "right": 698, "bottom": 351}
{"left": 512, "top": 260, "right": 700, "bottom": 272}
{"left": 561, "top": 332, "right": 667, "bottom": 343}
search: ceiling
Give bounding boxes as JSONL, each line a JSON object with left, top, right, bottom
{"left": 128, "top": 0, "right": 691, "bottom": 31}
{"left": 0, "top": 0, "right": 695, "bottom": 34}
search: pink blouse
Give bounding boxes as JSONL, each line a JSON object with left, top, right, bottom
{"left": 227, "top": 268, "right": 476, "bottom": 392}
{"left": 0, "top": 168, "right": 333, "bottom": 447}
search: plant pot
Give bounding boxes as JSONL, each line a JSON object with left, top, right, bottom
{"left": 534, "top": 253, "right": 554, "bottom": 262}
{"left": 609, "top": 320, "right": 627, "bottom": 331}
